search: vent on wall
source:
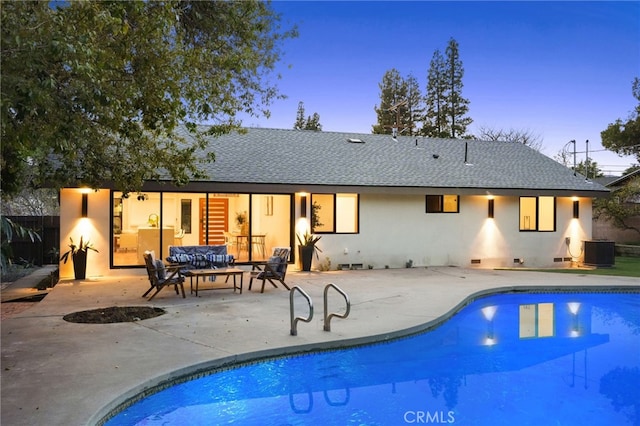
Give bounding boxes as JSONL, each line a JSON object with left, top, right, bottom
{"left": 553, "top": 257, "right": 563, "bottom": 262}
{"left": 470, "top": 259, "right": 481, "bottom": 264}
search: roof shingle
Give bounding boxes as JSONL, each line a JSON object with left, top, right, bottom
{"left": 184, "top": 127, "right": 608, "bottom": 196}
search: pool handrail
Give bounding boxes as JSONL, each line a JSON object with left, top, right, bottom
{"left": 323, "top": 283, "right": 351, "bottom": 332}
{"left": 290, "top": 285, "right": 314, "bottom": 336}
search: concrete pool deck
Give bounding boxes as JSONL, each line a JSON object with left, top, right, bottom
{"left": 1, "top": 266, "right": 638, "bottom": 425}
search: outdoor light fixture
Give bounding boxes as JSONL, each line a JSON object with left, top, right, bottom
{"left": 488, "top": 199, "right": 495, "bottom": 218}
{"left": 573, "top": 200, "right": 579, "bottom": 219}
{"left": 300, "top": 195, "right": 307, "bottom": 218}
{"left": 81, "top": 193, "right": 88, "bottom": 218}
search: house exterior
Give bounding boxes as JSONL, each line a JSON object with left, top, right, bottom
{"left": 59, "top": 127, "right": 608, "bottom": 279}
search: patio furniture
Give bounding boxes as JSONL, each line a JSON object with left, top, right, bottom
{"left": 142, "top": 251, "right": 186, "bottom": 301}
{"left": 251, "top": 234, "right": 266, "bottom": 258}
{"left": 166, "top": 245, "right": 234, "bottom": 274}
{"left": 174, "top": 228, "right": 185, "bottom": 246}
{"left": 249, "top": 247, "right": 291, "bottom": 293}
{"left": 223, "top": 232, "right": 244, "bottom": 258}
{"left": 185, "top": 268, "right": 244, "bottom": 296}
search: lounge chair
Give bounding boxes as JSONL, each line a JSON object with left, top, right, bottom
{"left": 142, "top": 251, "right": 186, "bottom": 301}
{"left": 249, "top": 247, "right": 291, "bottom": 293}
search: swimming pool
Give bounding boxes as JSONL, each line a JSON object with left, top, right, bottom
{"left": 104, "top": 291, "right": 639, "bottom": 425}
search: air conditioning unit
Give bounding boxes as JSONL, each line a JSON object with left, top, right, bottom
{"left": 584, "top": 241, "right": 615, "bottom": 267}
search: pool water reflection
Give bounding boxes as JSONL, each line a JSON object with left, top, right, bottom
{"left": 106, "top": 292, "right": 640, "bottom": 425}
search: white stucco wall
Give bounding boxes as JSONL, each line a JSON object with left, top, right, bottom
{"left": 314, "top": 194, "right": 591, "bottom": 270}
{"left": 60, "top": 188, "right": 111, "bottom": 279}
{"left": 59, "top": 189, "right": 593, "bottom": 277}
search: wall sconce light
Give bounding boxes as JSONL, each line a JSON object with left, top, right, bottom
{"left": 573, "top": 200, "right": 579, "bottom": 219}
{"left": 488, "top": 199, "right": 494, "bottom": 218}
{"left": 81, "top": 193, "right": 88, "bottom": 218}
{"left": 300, "top": 195, "right": 307, "bottom": 218}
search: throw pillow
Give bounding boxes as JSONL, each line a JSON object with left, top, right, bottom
{"left": 155, "top": 259, "right": 166, "bottom": 280}
{"left": 267, "top": 256, "right": 282, "bottom": 273}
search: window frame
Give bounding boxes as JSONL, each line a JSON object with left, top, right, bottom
{"left": 310, "top": 193, "right": 359, "bottom": 234}
{"left": 425, "top": 195, "right": 460, "bottom": 213}
{"left": 519, "top": 196, "right": 556, "bottom": 232}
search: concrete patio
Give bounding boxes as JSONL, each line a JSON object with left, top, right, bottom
{"left": 1, "top": 266, "right": 638, "bottom": 425}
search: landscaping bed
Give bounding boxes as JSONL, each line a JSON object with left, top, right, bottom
{"left": 63, "top": 306, "right": 166, "bottom": 324}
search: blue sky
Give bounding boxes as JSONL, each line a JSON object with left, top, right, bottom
{"left": 242, "top": 1, "right": 640, "bottom": 175}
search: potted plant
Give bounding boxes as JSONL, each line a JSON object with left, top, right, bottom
{"left": 60, "top": 236, "right": 98, "bottom": 279}
{"left": 236, "top": 211, "right": 248, "bottom": 235}
{"left": 296, "top": 231, "right": 322, "bottom": 272}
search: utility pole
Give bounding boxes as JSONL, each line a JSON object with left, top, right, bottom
{"left": 585, "top": 139, "right": 590, "bottom": 180}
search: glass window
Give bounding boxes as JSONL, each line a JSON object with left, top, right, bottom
{"left": 538, "top": 196, "right": 555, "bottom": 231}
{"left": 426, "top": 195, "right": 459, "bottom": 213}
{"left": 311, "top": 193, "right": 359, "bottom": 234}
{"left": 249, "top": 194, "right": 291, "bottom": 261}
{"left": 111, "top": 191, "right": 292, "bottom": 267}
{"left": 180, "top": 200, "right": 192, "bottom": 234}
{"left": 519, "top": 303, "right": 555, "bottom": 338}
{"left": 112, "top": 191, "right": 162, "bottom": 266}
{"left": 336, "top": 193, "right": 358, "bottom": 233}
{"left": 519, "top": 197, "right": 537, "bottom": 230}
{"left": 520, "top": 196, "right": 555, "bottom": 231}
{"left": 312, "top": 194, "right": 334, "bottom": 232}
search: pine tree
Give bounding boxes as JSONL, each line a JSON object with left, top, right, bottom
{"left": 304, "top": 112, "right": 322, "bottom": 131}
{"left": 372, "top": 69, "right": 409, "bottom": 135}
{"left": 293, "top": 101, "right": 321, "bottom": 131}
{"left": 294, "top": 101, "right": 306, "bottom": 130}
{"left": 405, "top": 73, "right": 424, "bottom": 135}
{"left": 423, "top": 49, "right": 448, "bottom": 137}
{"left": 444, "top": 38, "right": 472, "bottom": 138}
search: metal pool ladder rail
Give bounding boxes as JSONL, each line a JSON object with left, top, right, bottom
{"left": 324, "top": 283, "right": 351, "bottom": 332}
{"left": 290, "top": 286, "right": 313, "bottom": 336}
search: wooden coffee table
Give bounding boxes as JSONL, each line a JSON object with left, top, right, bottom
{"left": 185, "top": 268, "right": 244, "bottom": 296}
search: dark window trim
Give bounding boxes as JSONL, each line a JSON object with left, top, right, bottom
{"left": 519, "top": 196, "right": 556, "bottom": 232}
{"left": 311, "top": 193, "right": 360, "bottom": 234}
{"left": 425, "top": 195, "right": 460, "bottom": 213}
{"left": 109, "top": 190, "right": 296, "bottom": 268}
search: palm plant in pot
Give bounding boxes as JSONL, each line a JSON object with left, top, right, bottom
{"left": 60, "top": 236, "right": 98, "bottom": 279}
{"left": 296, "top": 231, "right": 322, "bottom": 271}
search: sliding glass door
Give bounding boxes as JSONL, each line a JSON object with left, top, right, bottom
{"left": 111, "top": 192, "right": 291, "bottom": 267}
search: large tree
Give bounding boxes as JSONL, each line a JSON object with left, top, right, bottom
{"left": 294, "top": 101, "right": 306, "bottom": 130}
{"left": 293, "top": 101, "right": 322, "bottom": 131}
{"left": 573, "top": 160, "right": 604, "bottom": 179}
{"left": 476, "top": 126, "right": 544, "bottom": 151}
{"left": 1, "top": 1, "right": 296, "bottom": 197}
{"left": 601, "top": 77, "right": 640, "bottom": 162}
{"left": 594, "top": 176, "right": 640, "bottom": 237}
{"left": 597, "top": 78, "right": 640, "bottom": 236}
{"left": 423, "top": 38, "right": 472, "bottom": 139}
{"left": 423, "top": 49, "right": 448, "bottom": 138}
{"left": 405, "top": 73, "right": 424, "bottom": 136}
{"left": 443, "top": 38, "right": 472, "bottom": 138}
{"left": 372, "top": 68, "right": 410, "bottom": 135}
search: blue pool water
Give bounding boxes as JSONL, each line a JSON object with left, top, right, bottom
{"left": 105, "top": 291, "right": 640, "bottom": 425}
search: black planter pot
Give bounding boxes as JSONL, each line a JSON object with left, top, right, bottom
{"left": 299, "top": 246, "right": 314, "bottom": 271}
{"left": 73, "top": 251, "right": 88, "bottom": 280}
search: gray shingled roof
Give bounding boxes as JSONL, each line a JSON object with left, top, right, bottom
{"left": 179, "top": 127, "right": 608, "bottom": 196}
